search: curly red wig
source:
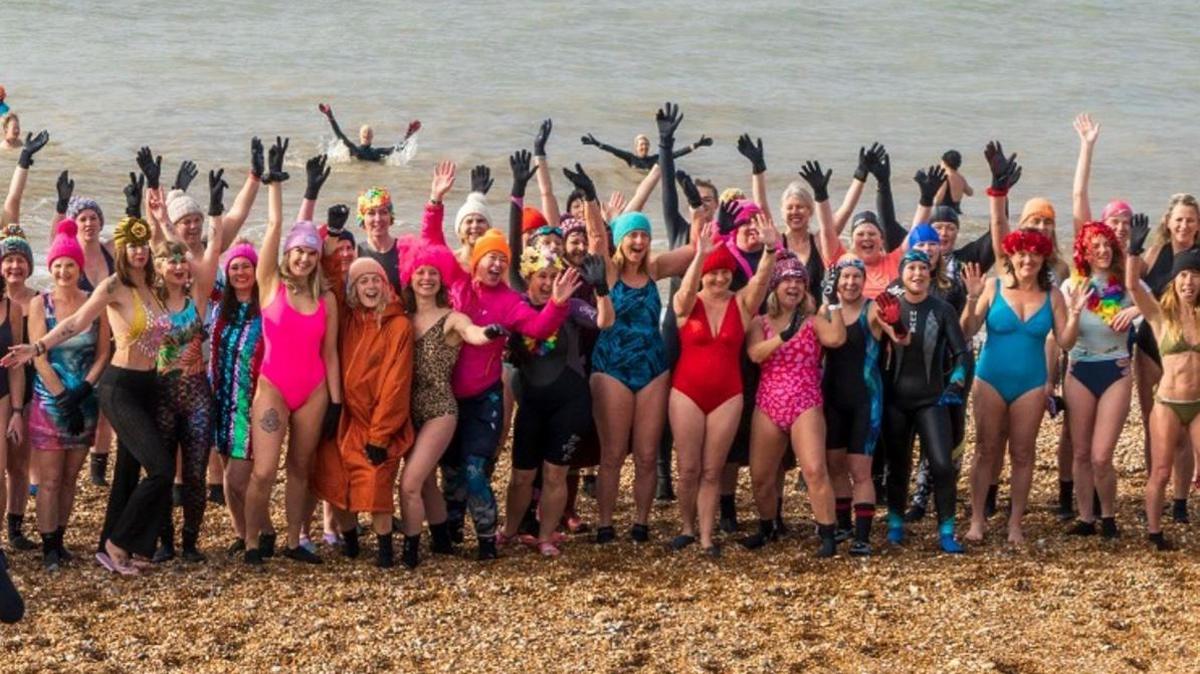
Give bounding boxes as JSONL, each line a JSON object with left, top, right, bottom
{"left": 1073, "top": 221, "right": 1123, "bottom": 278}
{"left": 1002, "top": 228, "right": 1054, "bottom": 258}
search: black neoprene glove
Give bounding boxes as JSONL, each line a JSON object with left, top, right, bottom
{"left": 534, "top": 119, "right": 552, "bottom": 157}
{"left": 123, "top": 172, "right": 144, "bottom": 218}
{"left": 483, "top": 324, "right": 508, "bottom": 340}
{"left": 173, "top": 160, "right": 198, "bottom": 192}
{"left": 675, "top": 170, "right": 703, "bottom": 209}
{"left": 716, "top": 200, "right": 743, "bottom": 236}
{"left": 778, "top": 309, "right": 803, "bottom": 342}
{"left": 655, "top": 102, "right": 683, "bottom": 147}
{"left": 304, "top": 154, "right": 330, "bottom": 200}
{"left": 55, "top": 170, "right": 73, "bottom": 214}
{"left": 208, "top": 169, "right": 228, "bottom": 217}
{"left": 580, "top": 254, "right": 609, "bottom": 297}
{"left": 17, "top": 130, "right": 49, "bottom": 169}
{"left": 562, "top": 163, "right": 597, "bottom": 202}
{"left": 327, "top": 204, "right": 350, "bottom": 235}
{"left": 509, "top": 151, "right": 537, "bottom": 198}
{"left": 798, "top": 160, "right": 831, "bottom": 202}
{"left": 914, "top": 165, "right": 947, "bottom": 207}
{"left": 1129, "top": 213, "right": 1151, "bottom": 256}
{"left": 136, "top": 146, "right": 162, "bottom": 190}
{"left": 471, "top": 164, "right": 494, "bottom": 195}
{"left": 263, "top": 137, "right": 290, "bottom": 184}
{"left": 250, "top": 137, "right": 265, "bottom": 181}
{"left": 736, "top": 134, "right": 766, "bottom": 174}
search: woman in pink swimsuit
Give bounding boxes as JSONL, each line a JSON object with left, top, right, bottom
{"left": 242, "top": 139, "right": 342, "bottom": 566}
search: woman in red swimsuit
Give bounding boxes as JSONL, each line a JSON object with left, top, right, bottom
{"left": 668, "top": 207, "right": 776, "bottom": 556}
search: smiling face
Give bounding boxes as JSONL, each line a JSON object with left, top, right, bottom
{"left": 76, "top": 208, "right": 102, "bottom": 242}
{"left": 354, "top": 272, "right": 387, "bottom": 309}
{"left": 775, "top": 276, "right": 806, "bottom": 310}
{"left": 701, "top": 268, "right": 733, "bottom": 293}
{"left": 736, "top": 218, "right": 762, "bottom": 252}
{"left": 932, "top": 220, "right": 959, "bottom": 254}
{"left": 1, "top": 254, "right": 29, "bottom": 286}
{"left": 286, "top": 246, "right": 319, "bottom": 278}
{"left": 852, "top": 224, "right": 883, "bottom": 263}
{"left": 1011, "top": 250, "right": 1045, "bottom": 283}
{"left": 526, "top": 266, "right": 559, "bottom": 304}
{"left": 782, "top": 195, "right": 812, "bottom": 233}
{"left": 174, "top": 213, "right": 204, "bottom": 249}
{"left": 125, "top": 244, "right": 150, "bottom": 270}
{"left": 157, "top": 253, "right": 190, "bottom": 290}
{"left": 1085, "top": 234, "right": 1113, "bottom": 272}
{"left": 634, "top": 135, "right": 651, "bottom": 157}
{"left": 914, "top": 241, "right": 941, "bottom": 267}
{"left": 334, "top": 239, "right": 355, "bottom": 273}
{"left": 621, "top": 231, "right": 650, "bottom": 265}
{"left": 564, "top": 231, "right": 588, "bottom": 267}
{"left": 836, "top": 266, "right": 864, "bottom": 304}
{"left": 411, "top": 265, "right": 442, "bottom": 300}
{"left": 362, "top": 205, "right": 393, "bottom": 238}
{"left": 50, "top": 258, "right": 79, "bottom": 287}
{"left": 459, "top": 214, "right": 490, "bottom": 247}
{"left": 1176, "top": 269, "right": 1200, "bottom": 305}
{"left": 474, "top": 251, "right": 508, "bottom": 287}
{"left": 902, "top": 261, "right": 931, "bottom": 295}
{"left": 1168, "top": 203, "right": 1200, "bottom": 246}
{"left": 359, "top": 125, "right": 374, "bottom": 146}
{"left": 697, "top": 185, "right": 718, "bottom": 223}
{"left": 1104, "top": 213, "right": 1131, "bottom": 244}
{"left": 227, "top": 257, "right": 256, "bottom": 292}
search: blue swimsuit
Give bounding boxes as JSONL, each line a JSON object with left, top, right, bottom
{"left": 591, "top": 279, "right": 668, "bottom": 392}
{"left": 976, "top": 279, "right": 1053, "bottom": 404}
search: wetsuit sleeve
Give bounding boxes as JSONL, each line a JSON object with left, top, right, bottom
{"left": 327, "top": 113, "right": 362, "bottom": 159}
{"left": 659, "top": 136, "right": 690, "bottom": 250}
{"left": 876, "top": 175, "right": 908, "bottom": 252}
{"left": 503, "top": 292, "right": 569, "bottom": 339}
{"left": 943, "top": 303, "right": 970, "bottom": 384}
{"left": 508, "top": 195, "right": 527, "bottom": 292}
{"left": 594, "top": 141, "right": 638, "bottom": 167}
{"left": 954, "top": 230, "right": 995, "bottom": 273}
{"left": 569, "top": 297, "right": 599, "bottom": 330}
{"left": 420, "top": 200, "right": 448, "bottom": 247}
{"left": 366, "top": 317, "right": 414, "bottom": 448}
{"left": 671, "top": 145, "right": 695, "bottom": 160}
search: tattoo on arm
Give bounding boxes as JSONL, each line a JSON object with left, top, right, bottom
{"left": 260, "top": 408, "right": 282, "bottom": 433}
{"left": 105, "top": 278, "right": 118, "bottom": 295}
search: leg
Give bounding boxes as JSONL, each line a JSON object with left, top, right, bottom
{"left": 179, "top": 376, "right": 214, "bottom": 552}
{"left": 1090, "top": 375, "right": 1132, "bottom": 521}
{"left": 630, "top": 373, "right": 671, "bottom": 527}
{"left": 914, "top": 405, "right": 960, "bottom": 551}
{"left": 282, "top": 385, "right": 329, "bottom": 549}
{"left": 1134, "top": 350, "right": 1160, "bottom": 470}
{"left": 792, "top": 407, "right": 835, "bottom": 555}
{"left": 400, "top": 416, "right": 455, "bottom": 536}
{"left": 748, "top": 411, "right": 788, "bottom": 521}
{"left": 1064, "top": 374, "right": 1098, "bottom": 523}
{"left": 223, "top": 457, "right": 252, "bottom": 541}
{"left": 591, "top": 374, "right": 634, "bottom": 530}
{"left": 669, "top": 390, "right": 706, "bottom": 539}
{"left": 502, "top": 468, "right": 538, "bottom": 539}
{"left": 1005, "top": 388, "right": 1047, "bottom": 544}
{"left": 243, "top": 381, "right": 288, "bottom": 554}
{"left": 883, "top": 404, "right": 916, "bottom": 524}
{"left": 696, "top": 396, "right": 742, "bottom": 549}
{"left": 33, "top": 450, "right": 65, "bottom": 537}
{"left": 56, "top": 449, "right": 88, "bottom": 528}
{"left": 967, "top": 382, "right": 1007, "bottom": 541}
{"left": 537, "top": 463, "right": 570, "bottom": 546}
{"left": 1147, "top": 403, "right": 1182, "bottom": 537}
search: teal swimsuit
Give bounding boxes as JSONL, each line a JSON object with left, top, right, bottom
{"left": 976, "top": 279, "right": 1053, "bottom": 404}
{"left": 591, "top": 279, "right": 667, "bottom": 392}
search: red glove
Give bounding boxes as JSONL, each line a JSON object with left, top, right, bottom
{"left": 876, "top": 293, "right": 908, "bottom": 338}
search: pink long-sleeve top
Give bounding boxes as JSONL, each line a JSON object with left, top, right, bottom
{"left": 421, "top": 201, "right": 568, "bottom": 398}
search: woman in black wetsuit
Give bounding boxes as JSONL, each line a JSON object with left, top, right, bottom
{"left": 879, "top": 249, "right": 971, "bottom": 553}
{"left": 581, "top": 129, "right": 711, "bottom": 171}
{"left": 319, "top": 103, "right": 420, "bottom": 162}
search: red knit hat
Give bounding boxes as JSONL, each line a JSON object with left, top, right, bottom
{"left": 702, "top": 242, "right": 738, "bottom": 275}
{"left": 521, "top": 206, "right": 548, "bottom": 234}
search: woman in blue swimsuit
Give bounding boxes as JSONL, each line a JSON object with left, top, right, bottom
{"left": 963, "top": 170, "right": 1087, "bottom": 545}
{"left": 563, "top": 110, "right": 697, "bottom": 543}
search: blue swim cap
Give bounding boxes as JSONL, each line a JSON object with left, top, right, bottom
{"left": 611, "top": 212, "right": 651, "bottom": 246}
{"left": 907, "top": 223, "right": 941, "bottom": 248}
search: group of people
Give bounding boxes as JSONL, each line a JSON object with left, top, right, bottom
{"left": 0, "top": 102, "right": 1195, "bottom": 587}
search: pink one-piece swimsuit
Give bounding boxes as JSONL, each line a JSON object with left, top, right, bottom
{"left": 260, "top": 284, "right": 327, "bottom": 411}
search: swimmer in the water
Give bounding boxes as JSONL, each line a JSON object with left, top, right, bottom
{"left": 318, "top": 103, "right": 421, "bottom": 162}
{"left": 582, "top": 130, "right": 712, "bottom": 171}
{"left": 1, "top": 113, "right": 22, "bottom": 151}
{"left": 934, "top": 149, "right": 974, "bottom": 213}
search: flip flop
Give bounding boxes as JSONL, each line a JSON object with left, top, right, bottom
{"left": 95, "top": 552, "right": 139, "bottom": 576}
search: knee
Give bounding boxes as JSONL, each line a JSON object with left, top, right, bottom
{"left": 801, "top": 459, "right": 830, "bottom": 486}
{"left": 699, "top": 464, "right": 723, "bottom": 486}
{"left": 509, "top": 470, "right": 535, "bottom": 490}
{"left": 1091, "top": 454, "right": 1114, "bottom": 476}
{"left": 1149, "top": 464, "right": 1173, "bottom": 487}
{"left": 632, "top": 453, "right": 656, "bottom": 476}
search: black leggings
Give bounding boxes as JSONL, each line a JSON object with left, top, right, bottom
{"left": 884, "top": 403, "right": 956, "bottom": 523}
{"left": 97, "top": 366, "right": 174, "bottom": 558}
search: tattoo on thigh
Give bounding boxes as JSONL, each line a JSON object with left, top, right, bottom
{"left": 260, "top": 408, "right": 282, "bottom": 433}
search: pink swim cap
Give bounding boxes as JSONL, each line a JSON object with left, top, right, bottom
{"left": 284, "top": 220, "right": 321, "bottom": 253}
{"left": 1100, "top": 199, "right": 1133, "bottom": 221}
{"left": 733, "top": 199, "right": 762, "bottom": 226}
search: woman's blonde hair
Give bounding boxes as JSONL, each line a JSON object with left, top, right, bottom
{"left": 1159, "top": 277, "right": 1200, "bottom": 343}
{"left": 612, "top": 240, "right": 650, "bottom": 277}
{"left": 279, "top": 250, "right": 326, "bottom": 298}
{"left": 1152, "top": 193, "right": 1200, "bottom": 249}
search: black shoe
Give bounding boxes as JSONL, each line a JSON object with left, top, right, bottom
{"left": 88, "top": 453, "right": 109, "bottom": 487}
{"left": 1172, "top": 499, "right": 1190, "bottom": 524}
{"left": 903, "top": 505, "right": 926, "bottom": 523}
{"left": 376, "top": 534, "right": 395, "bottom": 569}
{"left": 594, "top": 526, "right": 616, "bottom": 544}
{"left": 581, "top": 474, "right": 597, "bottom": 499}
{"left": 630, "top": 523, "right": 650, "bottom": 543}
{"left": 718, "top": 515, "right": 738, "bottom": 535}
{"left": 258, "top": 533, "right": 276, "bottom": 559}
{"left": 848, "top": 540, "right": 872, "bottom": 557}
{"left": 226, "top": 539, "right": 246, "bottom": 557}
{"left": 342, "top": 528, "right": 360, "bottom": 559}
{"left": 477, "top": 536, "right": 498, "bottom": 561}
{"left": 1148, "top": 532, "right": 1174, "bottom": 551}
{"left": 669, "top": 534, "right": 696, "bottom": 552}
{"left": 1101, "top": 517, "right": 1119, "bottom": 539}
{"left": 172, "top": 484, "right": 184, "bottom": 508}
{"left": 180, "top": 546, "right": 207, "bottom": 563}
{"left": 816, "top": 524, "right": 837, "bottom": 558}
{"left": 834, "top": 528, "right": 853, "bottom": 543}
{"left": 243, "top": 549, "right": 264, "bottom": 566}
{"left": 429, "top": 523, "right": 454, "bottom": 555}
{"left": 739, "top": 520, "right": 777, "bottom": 550}
{"left": 655, "top": 477, "right": 676, "bottom": 502}
{"left": 1067, "top": 520, "right": 1096, "bottom": 536}
{"left": 54, "top": 527, "right": 72, "bottom": 563}
{"left": 42, "top": 547, "right": 62, "bottom": 572}
{"left": 153, "top": 542, "right": 176, "bottom": 564}
{"left": 283, "top": 546, "right": 322, "bottom": 564}
{"left": 401, "top": 534, "right": 419, "bottom": 569}
{"left": 702, "top": 544, "right": 721, "bottom": 558}
{"left": 7, "top": 515, "right": 36, "bottom": 552}
{"left": 1056, "top": 481, "right": 1075, "bottom": 521}
{"left": 448, "top": 518, "right": 465, "bottom": 545}
{"left": 206, "top": 484, "right": 225, "bottom": 506}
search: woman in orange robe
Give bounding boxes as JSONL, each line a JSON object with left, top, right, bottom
{"left": 313, "top": 250, "right": 414, "bottom": 568}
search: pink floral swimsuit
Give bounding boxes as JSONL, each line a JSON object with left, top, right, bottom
{"left": 756, "top": 316, "right": 824, "bottom": 432}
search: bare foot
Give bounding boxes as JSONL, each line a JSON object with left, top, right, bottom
{"left": 1007, "top": 527, "right": 1026, "bottom": 546}
{"left": 965, "top": 521, "right": 986, "bottom": 542}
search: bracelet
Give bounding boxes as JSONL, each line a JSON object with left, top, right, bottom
{"left": 985, "top": 186, "right": 1008, "bottom": 198}
{"left": 429, "top": 198, "right": 442, "bottom": 206}
{"left": 34, "top": 341, "right": 46, "bottom": 356}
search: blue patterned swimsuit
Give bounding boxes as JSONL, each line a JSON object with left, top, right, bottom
{"left": 591, "top": 278, "right": 668, "bottom": 392}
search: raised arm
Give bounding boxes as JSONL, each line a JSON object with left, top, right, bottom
{"left": 737, "top": 134, "right": 772, "bottom": 221}
{"left": 1125, "top": 218, "right": 1159, "bottom": 324}
{"left": 984, "top": 140, "right": 1021, "bottom": 258}
{"left": 627, "top": 164, "right": 661, "bottom": 216}
{"left": 256, "top": 137, "right": 290, "bottom": 293}
{"left": 798, "top": 161, "right": 839, "bottom": 264}
{"left": 320, "top": 104, "right": 360, "bottom": 157}
{"left": 296, "top": 153, "right": 330, "bottom": 225}
{"left": 1052, "top": 283, "right": 1085, "bottom": 351}
{"left": 3, "top": 130, "right": 49, "bottom": 227}
{"left": 192, "top": 169, "right": 227, "bottom": 303}
{"left": 831, "top": 145, "right": 875, "bottom": 235}
{"left": 581, "top": 133, "right": 638, "bottom": 168}
{"left": 1071, "top": 113, "right": 1100, "bottom": 234}
{"left": 508, "top": 150, "right": 538, "bottom": 291}
{"left": 671, "top": 135, "right": 712, "bottom": 160}
{"left": 657, "top": 103, "right": 691, "bottom": 248}
{"left": 868, "top": 147, "right": 910, "bottom": 252}
{"left": 673, "top": 222, "right": 713, "bottom": 321}
{"left": 530, "top": 119, "right": 562, "bottom": 227}
{"left": 739, "top": 215, "right": 777, "bottom": 313}
{"left": 910, "top": 164, "right": 948, "bottom": 232}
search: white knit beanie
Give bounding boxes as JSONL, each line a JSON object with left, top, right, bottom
{"left": 455, "top": 192, "right": 491, "bottom": 232}
{"left": 166, "top": 189, "right": 204, "bottom": 224}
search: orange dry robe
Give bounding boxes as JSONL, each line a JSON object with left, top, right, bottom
{"left": 312, "top": 257, "right": 415, "bottom": 514}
